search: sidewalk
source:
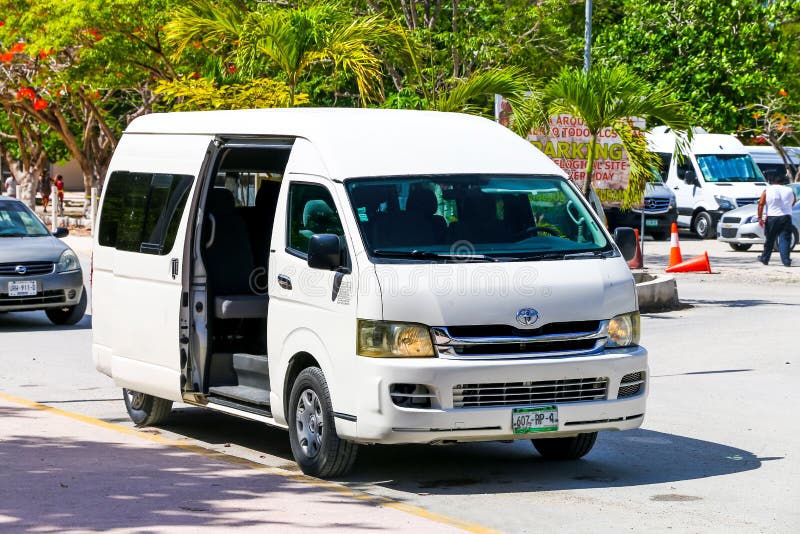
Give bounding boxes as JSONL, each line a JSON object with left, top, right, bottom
{"left": 0, "top": 394, "right": 475, "bottom": 533}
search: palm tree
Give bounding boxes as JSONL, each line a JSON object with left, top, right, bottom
{"left": 165, "top": 1, "right": 406, "bottom": 107}
{"left": 539, "top": 65, "right": 690, "bottom": 206}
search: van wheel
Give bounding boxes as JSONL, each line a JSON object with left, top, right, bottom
{"left": 729, "top": 243, "right": 752, "bottom": 252}
{"left": 532, "top": 432, "right": 597, "bottom": 460}
{"left": 45, "top": 288, "right": 87, "bottom": 326}
{"left": 692, "top": 211, "right": 715, "bottom": 239}
{"left": 288, "top": 367, "right": 358, "bottom": 477}
{"left": 123, "top": 388, "right": 173, "bottom": 426}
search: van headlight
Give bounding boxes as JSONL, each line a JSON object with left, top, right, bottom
{"left": 357, "top": 320, "right": 435, "bottom": 358}
{"left": 714, "top": 195, "right": 736, "bottom": 210}
{"left": 57, "top": 249, "right": 80, "bottom": 273}
{"left": 607, "top": 312, "right": 640, "bottom": 347}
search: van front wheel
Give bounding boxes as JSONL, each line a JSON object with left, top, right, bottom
{"left": 692, "top": 211, "right": 715, "bottom": 239}
{"left": 288, "top": 367, "right": 358, "bottom": 477}
{"left": 532, "top": 432, "right": 597, "bottom": 460}
{"left": 123, "top": 388, "right": 173, "bottom": 426}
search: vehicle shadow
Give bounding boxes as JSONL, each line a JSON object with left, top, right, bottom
{"left": 159, "top": 408, "right": 776, "bottom": 495}
{"left": 0, "top": 403, "right": 405, "bottom": 532}
{"left": 0, "top": 311, "right": 92, "bottom": 332}
{"left": 681, "top": 298, "right": 800, "bottom": 308}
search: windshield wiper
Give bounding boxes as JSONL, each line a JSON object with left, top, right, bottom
{"left": 372, "top": 249, "right": 499, "bottom": 262}
{"left": 511, "top": 250, "right": 610, "bottom": 262}
{"left": 0, "top": 233, "right": 29, "bottom": 237}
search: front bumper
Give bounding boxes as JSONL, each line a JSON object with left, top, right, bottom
{"left": 0, "top": 270, "right": 84, "bottom": 312}
{"left": 717, "top": 221, "right": 764, "bottom": 244}
{"left": 344, "top": 346, "right": 648, "bottom": 444}
{"left": 606, "top": 208, "right": 677, "bottom": 235}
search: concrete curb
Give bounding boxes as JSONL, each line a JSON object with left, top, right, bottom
{"left": 634, "top": 271, "right": 680, "bottom": 312}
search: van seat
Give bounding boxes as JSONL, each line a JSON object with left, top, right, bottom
{"left": 215, "top": 294, "right": 268, "bottom": 319}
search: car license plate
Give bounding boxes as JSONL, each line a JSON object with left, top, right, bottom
{"left": 8, "top": 280, "right": 38, "bottom": 297}
{"left": 645, "top": 219, "right": 659, "bottom": 227}
{"left": 512, "top": 405, "right": 558, "bottom": 434}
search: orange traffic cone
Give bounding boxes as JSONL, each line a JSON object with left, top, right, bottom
{"left": 666, "top": 251, "right": 712, "bottom": 273}
{"left": 668, "top": 222, "right": 683, "bottom": 267}
{"left": 627, "top": 229, "right": 643, "bottom": 269}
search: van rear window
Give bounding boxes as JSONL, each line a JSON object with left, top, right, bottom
{"left": 98, "top": 171, "right": 193, "bottom": 255}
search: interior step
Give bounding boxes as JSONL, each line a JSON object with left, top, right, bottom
{"left": 209, "top": 384, "right": 270, "bottom": 406}
{"left": 233, "top": 353, "right": 269, "bottom": 389}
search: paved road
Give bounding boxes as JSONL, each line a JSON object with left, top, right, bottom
{"left": 1, "top": 238, "right": 798, "bottom": 532}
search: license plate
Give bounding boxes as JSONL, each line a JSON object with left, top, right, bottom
{"left": 645, "top": 219, "right": 660, "bottom": 227}
{"left": 8, "top": 280, "right": 38, "bottom": 297}
{"left": 512, "top": 405, "right": 558, "bottom": 434}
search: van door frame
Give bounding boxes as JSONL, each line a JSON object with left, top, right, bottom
{"left": 181, "top": 137, "right": 296, "bottom": 401}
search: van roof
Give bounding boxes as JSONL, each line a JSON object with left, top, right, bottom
{"left": 646, "top": 131, "right": 748, "bottom": 155}
{"left": 746, "top": 145, "right": 800, "bottom": 164}
{"left": 125, "top": 108, "right": 566, "bottom": 180}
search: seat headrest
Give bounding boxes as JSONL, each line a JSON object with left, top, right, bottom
{"left": 207, "top": 187, "right": 236, "bottom": 215}
{"left": 406, "top": 188, "right": 438, "bottom": 215}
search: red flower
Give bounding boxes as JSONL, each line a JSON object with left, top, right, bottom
{"left": 10, "top": 42, "right": 26, "bottom": 54}
{"left": 33, "top": 98, "right": 47, "bottom": 111}
{"left": 16, "top": 87, "right": 36, "bottom": 101}
{"left": 227, "top": 64, "right": 236, "bottom": 73}
{"left": 0, "top": 21, "right": 5, "bottom": 27}
{"left": 1, "top": 52, "right": 13, "bottom": 63}
{"left": 779, "top": 89, "right": 788, "bottom": 97}
{"left": 191, "top": 72, "right": 200, "bottom": 79}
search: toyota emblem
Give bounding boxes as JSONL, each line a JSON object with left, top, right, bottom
{"left": 14, "top": 265, "right": 27, "bottom": 275}
{"left": 516, "top": 308, "right": 540, "bottom": 327}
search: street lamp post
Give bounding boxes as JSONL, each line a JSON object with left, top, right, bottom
{"left": 584, "top": 0, "right": 592, "bottom": 73}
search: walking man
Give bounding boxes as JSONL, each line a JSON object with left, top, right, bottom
{"left": 757, "top": 173, "right": 797, "bottom": 267}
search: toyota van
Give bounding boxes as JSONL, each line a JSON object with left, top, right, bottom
{"left": 92, "top": 109, "right": 647, "bottom": 476}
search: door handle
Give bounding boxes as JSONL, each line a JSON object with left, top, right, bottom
{"left": 277, "top": 274, "right": 293, "bottom": 290}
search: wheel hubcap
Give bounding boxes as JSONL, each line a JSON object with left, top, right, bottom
{"left": 696, "top": 217, "right": 707, "bottom": 236}
{"left": 295, "top": 388, "right": 324, "bottom": 459}
{"left": 127, "top": 389, "right": 145, "bottom": 410}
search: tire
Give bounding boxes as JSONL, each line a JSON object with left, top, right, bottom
{"left": 790, "top": 229, "right": 799, "bottom": 251}
{"left": 729, "top": 243, "right": 752, "bottom": 252}
{"left": 123, "top": 388, "right": 173, "bottom": 426}
{"left": 532, "top": 432, "right": 598, "bottom": 460}
{"left": 288, "top": 367, "right": 358, "bottom": 477}
{"left": 692, "top": 211, "right": 715, "bottom": 239}
{"left": 45, "top": 287, "right": 87, "bottom": 326}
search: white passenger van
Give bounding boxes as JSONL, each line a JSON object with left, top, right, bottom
{"left": 93, "top": 109, "right": 647, "bottom": 476}
{"left": 647, "top": 127, "right": 767, "bottom": 239}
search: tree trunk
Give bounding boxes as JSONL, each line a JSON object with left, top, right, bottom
{"left": 583, "top": 133, "right": 599, "bottom": 198}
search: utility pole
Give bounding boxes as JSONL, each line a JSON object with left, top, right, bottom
{"left": 584, "top": 0, "right": 592, "bottom": 73}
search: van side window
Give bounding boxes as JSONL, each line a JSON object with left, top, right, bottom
{"left": 287, "top": 183, "right": 344, "bottom": 256}
{"left": 99, "top": 171, "right": 193, "bottom": 255}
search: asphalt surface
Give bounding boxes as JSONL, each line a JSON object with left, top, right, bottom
{"left": 0, "top": 235, "right": 798, "bottom": 532}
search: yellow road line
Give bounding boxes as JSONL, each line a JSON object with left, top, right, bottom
{"left": 0, "top": 392, "right": 499, "bottom": 534}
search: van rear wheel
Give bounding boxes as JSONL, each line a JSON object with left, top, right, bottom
{"left": 532, "top": 432, "right": 597, "bottom": 460}
{"left": 288, "top": 367, "right": 358, "bottom": 477}
{"left": 123, "top": 388, "right": 173, "bottom": 426}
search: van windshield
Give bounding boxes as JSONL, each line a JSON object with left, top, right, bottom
{"left": 696, "top": 154, "right": 764, "bottom": 183}
{"left": 345, "top": 175, "right": 611, "bottom": 262}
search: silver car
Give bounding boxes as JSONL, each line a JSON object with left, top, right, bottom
{"left": 0, "top": 197, "right": 86, "bottom": 325}
{"left": 717, "top": 183, "right": 800, "bottom": 252}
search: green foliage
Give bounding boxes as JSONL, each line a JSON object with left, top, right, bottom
{"left": 594, "top": 0, "right": 800, "bottom": 133}
{"left": 538, "top": 65, "right": 691, "bottom": 208}
{"left": 155, "top": 77, "right": 308, "bottom": 111}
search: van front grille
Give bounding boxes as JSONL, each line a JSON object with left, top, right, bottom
{"left": 0, "top": 262, "right": 55, "bottom": 276}
{"left": 453, "top": 377, "right": 608, "bottom": 408}
{"left": 736, "top": 197, "right": 759, "bottom": 207}
{"left": 432, "top": 320, "right": 607, "bottom": 359}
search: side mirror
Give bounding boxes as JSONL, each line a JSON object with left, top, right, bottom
{"left": 684, "top": 170, "right": 698, "bottom": 186}
{"left": 613, "top": 227, "right": 637, "bottom": 262}
{"left": 53, "top": 227, "right": 69, "bottom": 238}
{"left": 308, "top": 233, "right": 342, "bottom": 271}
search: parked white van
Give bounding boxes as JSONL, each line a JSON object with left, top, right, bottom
{"left": 92, "top": 109, "right": 647, "bottom": 476}
{"left": 647, "top": 127, "right": 767, "bottom": 238}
